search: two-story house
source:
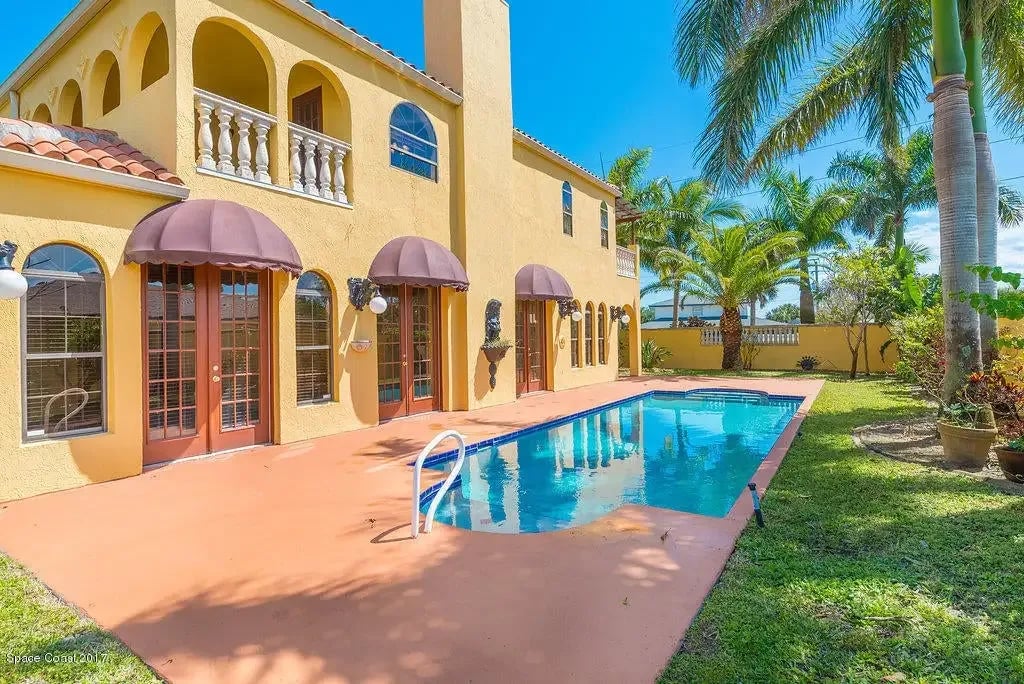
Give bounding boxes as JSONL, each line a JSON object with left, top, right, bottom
{"left": 0, "top": 0, "right": 641, "bottom": 501}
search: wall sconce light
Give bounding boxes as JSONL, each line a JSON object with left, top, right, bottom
{"left": 0, "top": 241, "right": 28, "bottom": 300}
{"left": 348, "top": 277, "right": 388, "bottom": 315}
{"left": 558, "top": 298, "right": 583, "bottom": 321}
{"left": 610, "top": 306, "right": 631, "bottom": 325}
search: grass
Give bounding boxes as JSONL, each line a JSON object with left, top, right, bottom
{"left": 0, "top": 553, "right": 159, "bottom": 684}
{"left": 659, "top": 375, "right": 1024, "bottom": 684}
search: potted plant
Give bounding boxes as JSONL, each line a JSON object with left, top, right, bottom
{"left": 936, "top": 400, "right": 998, "bottom": 468}
{"left": 993, "top": 437, "right": 1024, "bottom": 483}
{"left": 481, "top": 338, "right": 513, "bottom": 364}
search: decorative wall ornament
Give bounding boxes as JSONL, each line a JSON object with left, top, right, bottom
{"left": 610, "top": 306, "right": 627, "bottom": 322}
{"left": 349, "top": 339, "right": 372, "bottom": 353}
{"left": 76, "top": 57, "right": 89, "bottom": 80}
{"left": 347, "top": 277, "right": 379, "bottom": 311}
{"left": 481, "top": 299, "right": 511, "bottom": 390}
{"left": 47, "top": 86, "right": 59, "bottom": 106}
{"left": 484, "top": 299, "right": 502, "bottom": 343}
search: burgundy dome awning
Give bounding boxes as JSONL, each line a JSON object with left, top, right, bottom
{"left": 368, "top": 236, "right": 469, "bottom": 291}
{"left": 515, "top": 264, "right": 573, "bottom": 301}
{"left": 124, "top": 200, "right": 302, "bottom": 276}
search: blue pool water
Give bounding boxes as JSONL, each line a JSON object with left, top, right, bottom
{"left": 422, "top": 390, "right": 802, "bottom": 533}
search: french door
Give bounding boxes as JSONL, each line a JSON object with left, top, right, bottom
{"left": 377, "top": 285, "right": 440, "bottom": 420}
{"left": 143, "top": 265, "right": 271, "bottom": 465}
{"left": 515, "top": 300, "right": 547, "bottom": 396}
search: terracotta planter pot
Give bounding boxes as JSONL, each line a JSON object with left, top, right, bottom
{"left": 482, "top": 346, "right": 509, "bottom": 364}
{"left": 936, "top": 421, "right": 997, "bottom": 468}
{"left": 993, "top": 446, "right": 1024, "bottom": 483}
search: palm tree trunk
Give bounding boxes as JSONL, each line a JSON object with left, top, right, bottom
{"left": 672, "top": 283, "right": 681, "bottom": 328}
{"left": 932, "top": 0, "right": 982, "bottom": 400}
{"left": 893, "top": 210, "right": 905, "bottom": 252}
{"left": 720, "top": 307, "right": 742, "bottom": 370}
{"left": 966, "top": 31, "right": 999, "bottom": 364}
{"left": 749, "top": 298, "right": 756, "bottom": 327}
{"left": 798, "top": 255, "right": 815, "bottom": 324}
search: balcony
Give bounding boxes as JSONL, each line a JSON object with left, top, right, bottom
{"left": 194, "top": 89, "right": 352, "bottom": 207}
{"left": 616, "top": 246, "right": 637, "bottom": 278}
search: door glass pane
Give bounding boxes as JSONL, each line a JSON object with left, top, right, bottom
{"left": 411, "top": 288, "right": 435, "bottom": 400}
{"left": 146, "top": 264, "right": 199, "bottom": 442}
{"left": 376, "top": 286, "right": 402, "bottom": 405}
{"left": 528, "top": 301, "right": 543, "bottom": 383}
{"left": 515, "top": 302, "right": 526, "bottom": 385}
{"left": 219, "top": 270, "right": 262, "bottom": 430}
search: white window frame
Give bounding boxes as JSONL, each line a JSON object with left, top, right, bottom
{"left": 21, "top": 258, "right": 107, "bottom": 441}
{"left": 295, "top": 276, "right": 333, "bottom": 405}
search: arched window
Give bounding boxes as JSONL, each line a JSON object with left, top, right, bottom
{"left": 58, "top": 80, "right": 83, "bottom": 127}
{"left": 295, "top": 272, "right": 332, "bottom": 404}
{"left": 390, "top": 103, "right": 437, "bottom": 181}
{"left": 22, "top": 244, "right": 105, "bottom": 439}
{"left": 570, "top": 302, "right": 581, "bottom": 368}
{"left": 562, "top": 182, "right": 574, "bottom": 236}
{"left": 102, "top": 58, "right": 121, "bottom": 114}
{"left": 598, "top": 304, "right": 607, "bottom": 364}
{"left": 600, "top": 201, "right": 609, "bottom": 248}
{"left": 141, "top": 22, "right": 170, "bottom": 90}
{"left": 584, "top": 303, "right": 595, "bottom": 365}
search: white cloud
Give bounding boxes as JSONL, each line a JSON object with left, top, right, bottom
{"left": 906, "top": 207, "right": 1024, "bottom": 275}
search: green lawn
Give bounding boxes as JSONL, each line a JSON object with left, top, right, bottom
{"left": 660, "top": 375, "right": 1024, "bottom": 684}
{"left": 0, "top": 554, "right": 159, "bottom": 684}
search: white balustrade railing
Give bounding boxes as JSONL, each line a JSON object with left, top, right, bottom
{"left": 288, "top": 123, "right": 351, "bottom": 204}
{"left": 700, "top": 325, "right": 800, "bottom": 346}
{"left": 194, "top": 89, "right": 352, "bottom": 206}
{"left": 616, "top": 246, "right": 637, "bottom": 278}
{"left": 195, "top": 89, "right": 275, "bottom": 185}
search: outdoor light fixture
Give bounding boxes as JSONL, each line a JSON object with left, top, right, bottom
{"left": 557, "top": 298, "right": 579, "bottom": 320}
{"left": 610, "top": 306, "right": 630, "bottom": 325}
{"left": 348, "top": 277, "right": 387, "bottom": 315}
{"left": 0, "top": 241, "right": 28, "bottom": 300}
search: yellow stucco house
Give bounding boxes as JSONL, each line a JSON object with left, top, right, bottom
{"left": 0, "top": 0, "right": 641, "bottom": 502}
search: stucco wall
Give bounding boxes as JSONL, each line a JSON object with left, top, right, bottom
{"left": 0, "top": 167, "right": 170, "bottom": 501}
{"left": 646, "top": 325, "right": 895, "bottom": 373}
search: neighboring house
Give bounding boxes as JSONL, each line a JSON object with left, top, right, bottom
{"left": 0, "top": 0, "right": 641, "bottom": 502}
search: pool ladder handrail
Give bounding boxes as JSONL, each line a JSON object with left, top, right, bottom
{"left": 412, "top": 430, "right": 467, "bottom": 538}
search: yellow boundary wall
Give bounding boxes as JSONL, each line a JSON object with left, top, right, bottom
{"left": 646, "top": 324, "right": 895, "bottom": 373}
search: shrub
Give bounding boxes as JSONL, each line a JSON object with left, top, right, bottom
{"left": 888, "top": 305, "right": 944, "bottom": 394}
{"left": 641, "top": 339, "right": 672, "bottom": 370}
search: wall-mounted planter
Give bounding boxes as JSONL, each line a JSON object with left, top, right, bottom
{"left": 350, "top": 339, "right": 373, "bottom": 353}
{"left": 481, "top": 344, "right": 511, "bottom": 390}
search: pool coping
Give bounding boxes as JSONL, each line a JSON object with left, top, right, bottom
{"left": 415, "top": 387, "right": 808, "bottom": 512}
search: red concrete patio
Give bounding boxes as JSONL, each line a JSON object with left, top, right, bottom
{"left": 0, "top": 376, "right": 822, "bottom": 684}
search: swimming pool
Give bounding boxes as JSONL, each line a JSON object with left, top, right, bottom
{"left": 421, "top": 389, "right": 802, "bottom": 533}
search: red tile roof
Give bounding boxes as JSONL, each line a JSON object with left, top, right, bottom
{"left": 0, "top": 118, "right": 183, "bottom": 186}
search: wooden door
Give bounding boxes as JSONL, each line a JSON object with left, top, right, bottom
{"left": 377, "top": 285, "right": 440, "bottom": 420}
{"left": 208, "top": 268, "right": 271, "bottom": 453}
{"left": 143, "top": 266, "right": 270, "bottom": 464}
{"left": 515, "top": 300, "right": 546, "bottom": 396}
{"left": 292, "top": 87, "right": 323, "bottom": 132}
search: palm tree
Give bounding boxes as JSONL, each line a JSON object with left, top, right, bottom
{"left": 759, "top": 169, "right": 851, "bottom": 323}
{"left": 674, "top": 0, "right": 1024, "bottom": 398}
{"left": 669, "top": 224, "right": 803, "bottom": 369}
{"left": 606, "top": 148, "right": 671, "bottom": 249}
{"left": 639, "top": 179, "right": 746, "bottom": 327}
{"left": 828, "top": 130, "right": 936, "bottom": 252}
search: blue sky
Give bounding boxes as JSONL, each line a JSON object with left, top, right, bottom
{"left": 4, "top": 0, "right": 1023, "bottom": 308}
